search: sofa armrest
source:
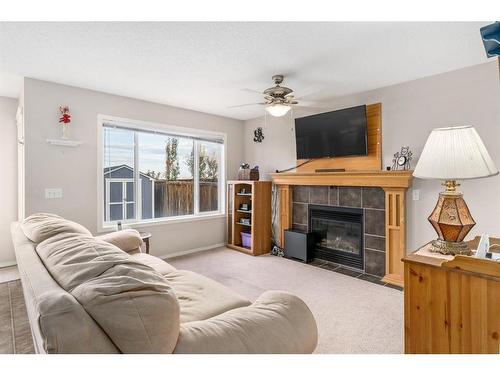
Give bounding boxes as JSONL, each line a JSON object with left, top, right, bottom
{"left": 96, "top": 229, "right": 143, "bottom": 254}
{"left": 173, "top": 290, "right": 318, "bottom": 354}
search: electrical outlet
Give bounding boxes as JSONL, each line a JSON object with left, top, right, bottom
{"left": 412, "top": 189, "right": 420, "bottom": 201}
{"left": 45, "top": 188, "right": 63, "bottom": 199}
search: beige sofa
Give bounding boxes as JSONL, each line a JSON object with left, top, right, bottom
{"left": 11, "top": 213, "right": 318, "bottom": 354}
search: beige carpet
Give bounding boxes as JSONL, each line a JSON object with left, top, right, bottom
{"left": 169, "top": 247, "right": 403, "bottom": 354}
{"left": 0, "top": 248, "right": 403, "bottom": 354}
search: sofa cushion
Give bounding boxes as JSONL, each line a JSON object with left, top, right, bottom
{"left": 165, "top": 270, "right": 251, "bottom": 323}
{"left": 21, "top": 213, "right": 91, "bottom": 244}
{"left": 174, "top": 291, "right": 318, "bottom": 354}
{"left": 96, "top": 229, "right": 143, "bottom": 253}
{"left": 36, "top": 232, "right": 180, "bottom": 353}
{"left": 11, "top": 223, "right": 120, "bottom": 354}
{"left": 130, "top": 253, "right": 177, "bottom": 275}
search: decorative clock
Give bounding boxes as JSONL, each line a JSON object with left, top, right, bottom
{"left": 391, "top": 146, "right": 413, "bottom": 170}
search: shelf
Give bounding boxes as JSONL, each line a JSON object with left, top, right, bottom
{"left": 236, "top": 222, "right": 252, "bottom": 227}
{"left": 236, "top": 193, "right": 252, "bottom": 197}
{"left": 237, "top": 209, "right": 252, "bottom": 214}
{"left": 227, "top": 244, "right": 253, "bottom": 255}
{"left": 46, "top": 138, "right": 83, "bottom": 147}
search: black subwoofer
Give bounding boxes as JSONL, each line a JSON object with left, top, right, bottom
{"left": 284, "top": 229, "right": 315, "bottom": 263}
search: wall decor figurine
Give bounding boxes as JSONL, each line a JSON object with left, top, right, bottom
{"left": 391, "top": 146, "right": 413, "bottom": 170}
{"left": 59, "top": 105, "right": 71, "bottom": 139}
{"left": 253, "top": 127, "right": 264, "bottom": 143}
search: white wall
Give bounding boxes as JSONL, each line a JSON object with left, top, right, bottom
{"left": 0, "top": 96, "right": 18, "bottom": 266}
{"left": 244, "top": 61, "right": 500, "bottom": 252}
{"left": 23, "top": 78, "right": 245, "bottom": 257}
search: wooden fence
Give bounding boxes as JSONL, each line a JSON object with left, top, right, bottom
{"left": 154, "top": 180, "right": 218, "bottom": 217}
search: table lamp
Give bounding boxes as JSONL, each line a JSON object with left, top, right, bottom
{"left": 413, "top": 126, "right": 498, "bottom": 255}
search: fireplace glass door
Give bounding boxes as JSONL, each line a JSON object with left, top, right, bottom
{"left": 309, "top": 205, "right": 364, "bottom": 269}
{"left": 311, "top": 218, "right": 361, "bottom": 255}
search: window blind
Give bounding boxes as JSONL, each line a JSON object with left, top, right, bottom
{"left": 102, "top": 121, "right": 224, "bottom": 144}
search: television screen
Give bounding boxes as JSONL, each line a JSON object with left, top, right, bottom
{"left": 295, "top": 105, "right": 368, "bottom": 159}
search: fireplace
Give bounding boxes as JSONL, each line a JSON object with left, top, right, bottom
{"left": 308, "top": 205, "right": 364, "bottom": 270}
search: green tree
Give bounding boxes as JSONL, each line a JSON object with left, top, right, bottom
{"left": 145, "top": 170, "right": 161, "bottom": 179}
{"left": 198, "top": 144, "right": 218, "bottom": 181}
{"left": 205, "top": 156, "right": 218, "bottom": 181}
{"left": 186, "top": 148, "right": 195, "bottom": 177}
{"left": 165, "top": 137, "right": 180, "bottom": 181}
{"left": 185, "top": 143, "right": 218, "bottom": 181}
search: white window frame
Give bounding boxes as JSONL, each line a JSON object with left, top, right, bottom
{"left": 97, "top": 114, "right": 226, "bottom": 232}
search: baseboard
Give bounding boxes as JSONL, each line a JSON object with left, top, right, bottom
{"left": 158, "top": 243, "right": 225, "bottom": 260}
{"left": 0, "top": 260, "right": 17, "bottom": 269}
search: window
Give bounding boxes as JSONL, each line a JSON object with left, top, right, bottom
{"left": 101, "top": 119, "right": 225, "bottom": 227}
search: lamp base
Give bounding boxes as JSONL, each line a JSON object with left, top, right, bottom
{"left": 427, "top": 180, "right": 475, "bottom": 256}
{"left": 429, "top": 239, "right": 471, "bottom": 256}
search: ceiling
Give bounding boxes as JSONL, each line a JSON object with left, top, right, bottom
{"left": 0, "top": 22, "right": 492, "bottom": 120}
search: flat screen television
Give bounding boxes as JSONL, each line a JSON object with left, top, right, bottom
{"left": 295, "top": 105, "right": 368, "bottom": 159}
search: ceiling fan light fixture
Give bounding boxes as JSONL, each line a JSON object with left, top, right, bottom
{"left": 265, "top": 103, "right": 291, "bottom": 117}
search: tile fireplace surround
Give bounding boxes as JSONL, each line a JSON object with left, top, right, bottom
{"left": 292, "top": 186, "right": 386, "bottom": 277}
{"left": 270, "top": 170, "right": 413, "bottom": 287}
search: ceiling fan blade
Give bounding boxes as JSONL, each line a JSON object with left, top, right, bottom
{"left": 227, "top": 102, "right": 265, "bottom": 108}
{"left": 298, "top": 100, "right": 329, "bottom": 107}
{"left": 293, "top": 105, "right": 327, "bottom": 112}
{"left": 241, "top": 88, "right": 263, "bottom": 95}
{"left": 294, "top": 84, "right": 324, "bottom": 100}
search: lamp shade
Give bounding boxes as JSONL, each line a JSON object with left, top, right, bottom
{"left": 413, "top": 126, "right": 498, "bottom": 180}
{"left": 265, "top": 103, "right": 291, "bottom": 117}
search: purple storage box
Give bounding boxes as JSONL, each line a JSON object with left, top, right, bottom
{"left": 241, "top": 232, "right": 251, "bottom": 248}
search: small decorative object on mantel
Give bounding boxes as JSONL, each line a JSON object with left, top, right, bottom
{"left": 391, "top": 146, "right": 412, "bottom": 170}
{"left": 238, "top": 163, "right": 260, "bottom": 180}
{"left": 253, "top": 127, "right": 264, "bottom": 143}
{"left": 59, "top": 105, "right": 71, "bottom": 139}
{"left": 413, "top": 126, "right": 498, "bottom": 255}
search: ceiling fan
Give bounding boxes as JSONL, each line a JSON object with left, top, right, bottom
{"left": 229, "top": 74, "right": 323, "bottom": 117}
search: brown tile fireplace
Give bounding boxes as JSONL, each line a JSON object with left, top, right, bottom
{"left": 270, "top": 170, "right": 412, "bottom": 287}
{"left": 292, "top": 186, "right": 387, "bottom": 276}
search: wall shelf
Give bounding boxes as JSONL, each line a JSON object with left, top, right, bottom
{"left": 236, "top": 222, "right": 252, "bottom": 227}
{"left": 46, "top": 138, "right": 83, "bottom": 147}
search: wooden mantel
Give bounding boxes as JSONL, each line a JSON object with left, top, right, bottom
{"left": 269, "top": 170, "right": 412, "bottom": 188}
{"left": 270, "top": 170, "right": 413, "bottom": 287}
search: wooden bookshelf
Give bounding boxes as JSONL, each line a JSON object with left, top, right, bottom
{"left": 226, "top": 180, "right": 272, "bottom": 256}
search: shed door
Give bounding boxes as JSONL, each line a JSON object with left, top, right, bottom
{"left": 106, "top": 179, "right": 135, "bottom": 221}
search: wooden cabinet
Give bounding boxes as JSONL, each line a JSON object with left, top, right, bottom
{"left": 226, "top": 181, "right": 272, "bottom": 256}
{"left": 403, "top": 240, "right": 500, "bottom": 354}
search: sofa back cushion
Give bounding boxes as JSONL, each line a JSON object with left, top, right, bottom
{"left": 36, "top": 232, "right": 180, "bottom": 353}
{"left": 21, "top": 213, "right": 91, "bottom": 244}
{"left": 11, "top": 223, "right": 119, "bottom": 353}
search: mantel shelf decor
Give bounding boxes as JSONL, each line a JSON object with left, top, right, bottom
{"left": 46, "top": 138, "right": 83, "bottom": 147}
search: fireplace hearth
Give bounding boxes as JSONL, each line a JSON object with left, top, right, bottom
{"left": 309, "top": 205, "right": 364, "bottom": 269}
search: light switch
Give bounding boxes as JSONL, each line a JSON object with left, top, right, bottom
{"left": 45, "top": 188, "right": 63, "bottom": 199}
{"left": 412, "top": 189, "right": 420, "bottom": 201}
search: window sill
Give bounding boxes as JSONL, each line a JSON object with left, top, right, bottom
{"left": 98, "top": 212, "right": 226, "bottom": 233}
